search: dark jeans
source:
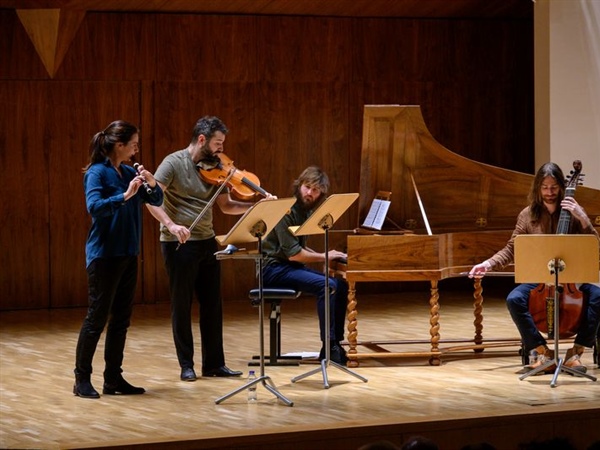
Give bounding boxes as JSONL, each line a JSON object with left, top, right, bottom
{"left": 506, "top": 282, "right": 600, "bottom": 352}
{"left": 75, "top": 256, "right": 137, "bottom": 381}
{"left": 263, "top": 262, "right": 348, "bottom": 343}
{"left": 161, "top": 239, "right": 225, "bottom": 371}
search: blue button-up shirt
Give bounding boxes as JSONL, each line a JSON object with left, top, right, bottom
{"left": 84, "top": 158, "right": 163, "bottom": 267}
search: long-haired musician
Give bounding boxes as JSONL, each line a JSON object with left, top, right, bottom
{"left": 469, "top": 162, "right": 600, "bottom": 374}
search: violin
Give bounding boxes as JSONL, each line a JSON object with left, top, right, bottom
{"left": 528, "top": 160, "right": 586, "bottom": 339}
{"left": 198, "top": 152, "right": 268, "bottom": 201}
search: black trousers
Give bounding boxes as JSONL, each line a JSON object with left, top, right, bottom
{"left": 161, "top": 239, "right": 225, "bottom": 371}
{"left": 75, "top": 256, "right": 137, "bottom": 381}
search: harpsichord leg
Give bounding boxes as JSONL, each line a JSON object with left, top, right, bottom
{"left": 429, "top": 280, "right": 441, "bottom": 366}
{"left": 346, "top": 281, "right": 359, "bottom": 368}
{"left": 472, "top": 277, "right": 484, "bottom": 352}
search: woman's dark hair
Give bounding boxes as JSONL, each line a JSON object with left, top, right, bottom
{"left": 83, "top": 120, "right": 139, "bottom": 172}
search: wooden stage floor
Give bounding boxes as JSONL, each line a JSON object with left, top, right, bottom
{"left": 1, "top": 288, "right": 599, "bottom": 450}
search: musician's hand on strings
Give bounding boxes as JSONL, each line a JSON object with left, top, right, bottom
{"left": 468, "top": 261, "right": 491, "bottom": 278}
{"left": 254, "top": 193, "right": 278, "bottom": 202}
{"left": 168, "top": 223, "right": 191, "bottom": 244}
{"left": 560, "top": 197, "right": 588, "bottom": 225}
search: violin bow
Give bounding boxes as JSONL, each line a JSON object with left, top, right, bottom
{"left": 176, "top": 168, "right": 237, "bottom": 250}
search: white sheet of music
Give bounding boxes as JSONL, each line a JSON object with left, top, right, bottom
{"left": 362, "top": 199, "right": 390, "bottom": 230}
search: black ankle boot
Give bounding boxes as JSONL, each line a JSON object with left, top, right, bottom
{"left": 319, "top": 342, "right": 348, "bottom": 365}
{"left": 73, "top": 375, "right": 100, "bottom": 399}
{"left": 103, "top": 377, "right": 145, "bottom": 395}
{"left": 330, "top": 344, "right": 348, "bottom": 365}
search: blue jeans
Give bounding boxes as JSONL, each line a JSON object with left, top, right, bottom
{"left": 263, "top": 262, "right": 348, "bottom": 343}
{"left": 506, "top": 282, "right": 600, "bottom": 352}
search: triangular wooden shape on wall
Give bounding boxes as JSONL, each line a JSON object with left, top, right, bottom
{"left": 16, "top": 9, "right": 86, "bottom": 78}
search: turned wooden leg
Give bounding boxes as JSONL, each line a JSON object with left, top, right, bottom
{"left": 346, "top": 281, "right": 359, "bottom": 368}
{"left": 472, "top": 277, "right": 484, "bottom": 352}
{"left": 428, "top": 280, "right": 441, "bottom": 366}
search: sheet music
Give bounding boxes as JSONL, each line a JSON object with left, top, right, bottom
{"left": 362, "top": 198, "right": 390, "bottom": 230}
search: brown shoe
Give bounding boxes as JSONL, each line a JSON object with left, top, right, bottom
{"left": 564, "top": 346, "right": 587, "bottom": 374}
{"left": 526, "top": 345, "right": 554, "bottom": 370}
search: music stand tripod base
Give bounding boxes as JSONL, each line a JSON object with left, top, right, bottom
{"left": 519, "top": 356, "right": 597, "bottom": 387}
{"left": 214, "top": 279, "right": 294, "bottom": 406}
{"left": 291, "top": 358, "right": 368, "bottom": 389}
{"left": 215, "top": 372, "right": 294, "bottom": 406}
{"left": 288, "top": 193, "right": 368, "bottom": 389}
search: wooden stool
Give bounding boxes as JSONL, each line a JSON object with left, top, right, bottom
{"left": 248, "top": 288, "right": 302, "bottom": 366}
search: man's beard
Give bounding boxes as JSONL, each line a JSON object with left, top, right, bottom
{"left": 543, "top": 196, "right": 558, "bottom": 207}
{"left": 296, "top": 191, "right": 323, "bottom": 211}
{"left": 199, "top": 144, "right": 220, "bottom": 166}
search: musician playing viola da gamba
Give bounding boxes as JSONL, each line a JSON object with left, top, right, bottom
{"left": 469, "top": 162, "right": 600, "bottom": 374}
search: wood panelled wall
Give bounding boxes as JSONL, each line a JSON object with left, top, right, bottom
{"left": 0, "top": 10, "right": 533, "bottom": 310}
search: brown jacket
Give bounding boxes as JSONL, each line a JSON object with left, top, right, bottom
{"left": 487, "top": 206, "right": 599, "bottom": 270}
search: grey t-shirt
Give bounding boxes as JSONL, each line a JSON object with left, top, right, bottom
{"left": 154, "top": 149, "right": 225, "bottom": 242}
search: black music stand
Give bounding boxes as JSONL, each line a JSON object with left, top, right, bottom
{"left": 515, "top": 234, "right": 599, "bottom": 387}
{"left": 289, "top": 193, "right": 368, "bottom": 389}
{"left": 214, "top": 197, "right": 296, "bottom": 406}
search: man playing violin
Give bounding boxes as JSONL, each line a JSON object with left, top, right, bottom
{"left": 469, "top": 162, "right": 600, "bottom": 374}
{"left": 261, "top": 166, "right": 350, "bottom": 365}
{"left": 146, "top": 116, "right": 267, "bottom": 381}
